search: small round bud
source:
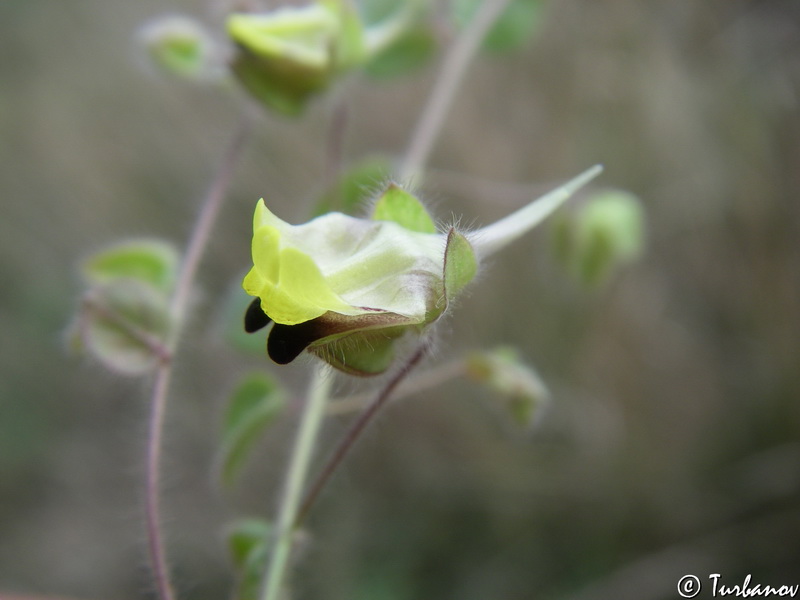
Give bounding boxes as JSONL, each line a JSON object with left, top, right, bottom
{"left": 139, "top": 15, "right": 219, "bottom": 81}
{"left": 553, "top": 189, "right": 645, "bottom": 286}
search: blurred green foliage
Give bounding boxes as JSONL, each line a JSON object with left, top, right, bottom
{"left": 219, "top": 373, "right": 286, "bottom": 487}
{"left": 453, "top": 0, "right": 543, "bottom": 52}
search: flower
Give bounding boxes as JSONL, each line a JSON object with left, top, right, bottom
{"left": 226, "top": 0, "right": 430, "bottom": 115}
{"left": 227, "top": 1, "right": 366, "bottom": 115}
{"left": 244, "top": 166, "right": 602, "bottom": 375}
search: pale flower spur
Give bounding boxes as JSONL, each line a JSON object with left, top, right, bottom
{"left": 243, "top": 165, "right": 603, "bottom": 375}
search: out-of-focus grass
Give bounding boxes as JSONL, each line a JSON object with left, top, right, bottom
{"left": 1, "top": 1, "right": 798, "bottom": 599}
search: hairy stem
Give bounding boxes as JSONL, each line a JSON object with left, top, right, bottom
{"left": 169, "top": 118, "right": 251, "bottom": 320}
{"left": 399, "top": 0, "right": 513, "bottom": 181}
{"left": 145, "top": 364, "right": 177, "bottom": 600}
{"left": 296, "top": 340, "right": 430, "bottom": 527}
{"left": 144, "top": 117, "right": 250, "bottom": 600}
{"left": 326, "top": 357, "right": 466, "bottom": 416}
{"left": 261, "top": 365, "right": 334, "bottom": 600}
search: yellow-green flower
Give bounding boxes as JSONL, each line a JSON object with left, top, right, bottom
{"left": 227, "top": 0, "right": 428, "bottom": 115}
{"left": 227, "top": 0, "right": 366, "bottom": 115}
{"left": 244, "top": 166, "right": 602, "bottom": 375}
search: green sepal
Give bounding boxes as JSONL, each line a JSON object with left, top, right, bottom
{"left": 82, "top": 239, "right": 178, "bottom": 293}
{"left": 219, "top": 373, "right": 286, "bottom": 487}
{"left": 309, "top": 325, "right": 408, "bottom": 376}
{"left": 372, "top": 184, "right": 436, "bottom": 233}
{"left": 443, "top": 229, "right": 477, "bottom": 302}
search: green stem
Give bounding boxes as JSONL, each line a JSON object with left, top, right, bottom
{"left": 295, "top": 340, "right": 429, "bottom": 528}
{"left": 261, "top": 365, "right": 334, "bottom": 600}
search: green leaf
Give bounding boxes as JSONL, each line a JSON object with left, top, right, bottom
{"left": 452, "top": 0, "right": 543, "bottom": 53}
{"left": 226, "top": 518, "right": 272, "bottom": 600}
{"left": 372, "top": 184, "right": 436, "bottom": 233}
{"left": 227, "top": 518, "right": 272, "bottom": 569}
{"left": 364, "top": 25, "right": 436, "bottom": 79}
{"left": 312, "top": 156, "right": 391, "bottom": 217}
{"left": 78, "top": 279, "right": 172, "bottom": 376}
{"left": 82, "top": 239, "right": 178, "bottom": 293}
{"left": 220, "top": 373, "right": 286, "bottom": 486}
{"left": 443, "top": 229, "right": 478, "bottom": 302}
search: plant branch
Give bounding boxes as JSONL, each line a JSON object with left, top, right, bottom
{"left": 326, "top": 356, "right": 466, "bottom": 416}
{"left": 144, "top": 116, "right": 251, "bottom": 600}
{"left": 399, "top": 0, "right": 512, "bottom": 181}
{"left": 169, "top": 118, "right": 251, "bottom": 320}
{"left": 295, "top": 339, "right": 431, "bottom": 527}
{"left": 145, "top": 365, "right": 176, "bottom": 600}
{"left": 261, "top": 365, "right": 334, "bottom": 600}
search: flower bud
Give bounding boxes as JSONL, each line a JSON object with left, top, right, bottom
{"left": 139, "top": 15, "right": 219, "bottom": 81}
{"left": 466, "top": 346, "right": 549, "bottom": 427}
{"left": 553, "top": 189, "right": 645, "bottom": 286}
{"left": 227, "top": 1, "right": 366, "bottom": 115}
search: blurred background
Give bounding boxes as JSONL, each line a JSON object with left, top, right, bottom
{"left": 1, "top": 0, "right": 799, "bottom": 599}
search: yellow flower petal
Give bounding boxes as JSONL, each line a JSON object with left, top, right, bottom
{"left": 251, "top": 225, "right": 281, "bottom": 283}
{"left": 272, "top": 246, "right": 355, "bottom": 324}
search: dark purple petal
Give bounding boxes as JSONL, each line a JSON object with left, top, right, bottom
{"left": 244, "top": 298, "right": 272, "bottom": 333}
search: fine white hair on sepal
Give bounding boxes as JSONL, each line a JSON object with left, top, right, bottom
{"left": 355, "top": 174, "right": 395, "bottom": 218}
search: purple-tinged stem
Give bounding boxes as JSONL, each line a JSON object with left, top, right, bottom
{"left": 144, "top": 116, "right": 250, "bottom": 600}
